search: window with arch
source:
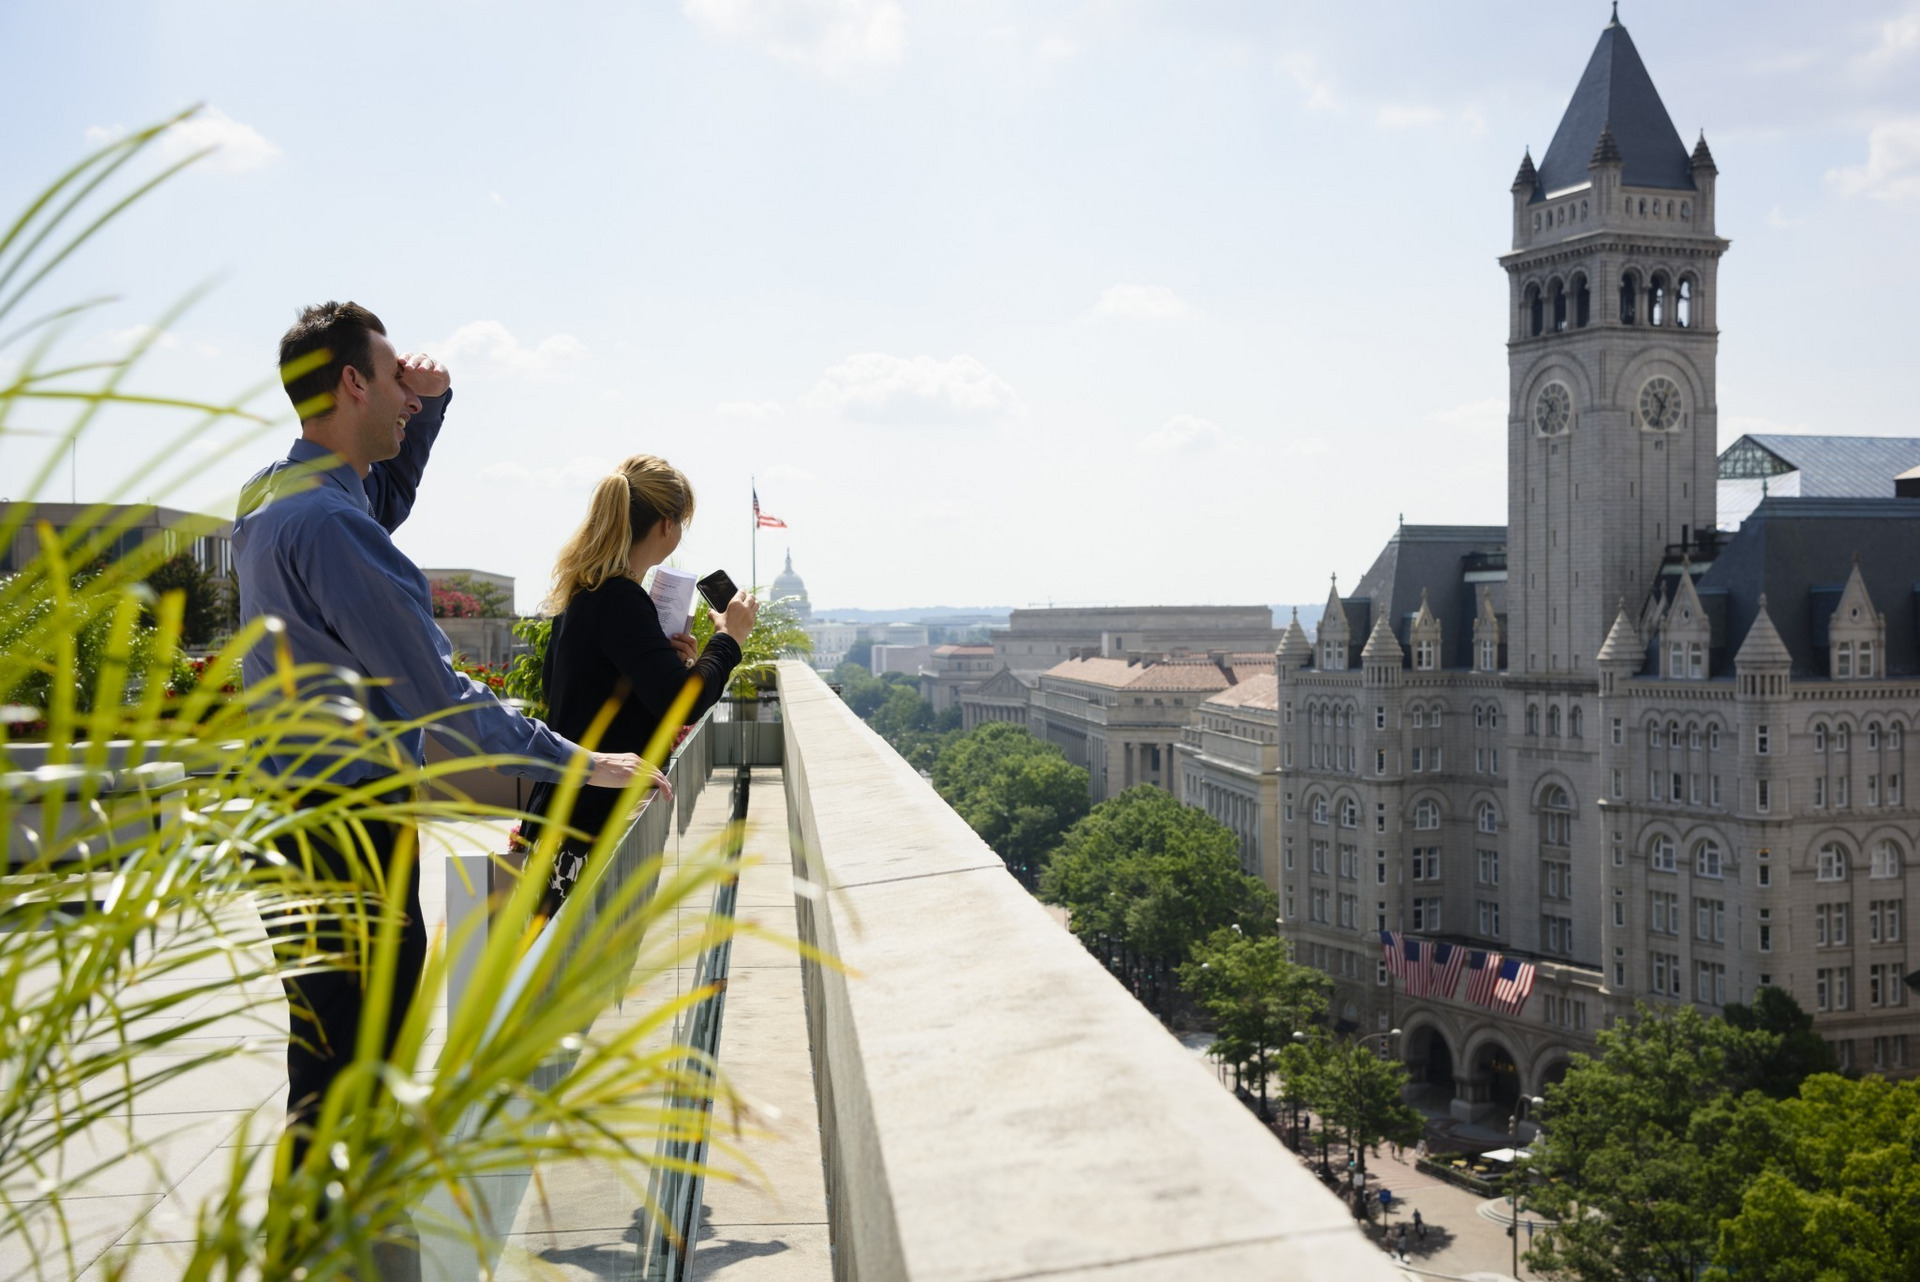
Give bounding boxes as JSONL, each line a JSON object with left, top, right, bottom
{"left": 1339, "top": 798, "right": 1359, "bottom": 829}
{"left": 1688, "top": 723, "right": 1701, "bottom": 750}
{"left": 1893, "top": 724, "right": 1905, "bottom": 749}
{"left": 1415, "top": 639, "right": 1436, "bottom": 670}
{"left": 1650, "top": 835, "right": 1677, "bottom": 872}
{"left": 1695, "top": 839, "right": 1724, "bottom": 878}
{"left": 1815, "top": 723, "right": 1827, "bottom": 752}
{"left": 1478, "top": 803, "right": 1500, "bottom": 834}
{"left": 1527, "top": 704, "right": 1541, "bottom": 735}
{"left": 1873, "top": 842, "right": 1903, "bottom": 880}
{"left": 1552, "top": 279, "right": 1568, "bottom": 332}
{"left": 1648, "top": 722, "right": 1661, "bottom": 747}
{"left": 1412, "top": 707, "right": 1425, "bottom": 729}
{"left": 1547, "top": 706, "right": 1563, "bottom": 736}
{"left": 1430, "top": 707, "right": 1443, "bottom": 728}
{"left": 1310, "top": 796, "right": 1328, "bottom": 825}
{"left": 1570, "top": 706, "right": 1584, "bottom": 738}
{"left": 1650, "top": 272, "right": 1668, "bottom": 326}
{"left": 1676, "top": 276, "right": 1694, "bottom": 329}
{"left": 1669, "top": 721, "right": 1682, "bottom": 748}
{"left": 1837, "top": 726, "right": 1851, "bottom": 752}
{"left": 1870, "top": 722, "right": 1882, "bottom": 750}
{"left": 1620, "top": 271, "right": 1639, "bottom": 325}
{"left": 1573, "top": 272, "right": 1591, "bottom": 328}
{"left": 1818, "top": 844, "right": 1850, "bottom": 882}
{"left": 1414, "top": 799, "right": 1441, "bottom": 831}
{"left": 1527, "top": 283, "right": 1544, "bottom": 337}
{"left": 1474, "top": 705, "right": 1486, "bottom": 729}
{"left": 1709, "top": 723, "right": 1722, "bottom": 751}
{"left": 1541, "top": 786, "right": 1572, "bottom": 846}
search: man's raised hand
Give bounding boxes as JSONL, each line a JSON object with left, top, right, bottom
{"left": 398, "top": 352, "right": 450, "bottom": 398}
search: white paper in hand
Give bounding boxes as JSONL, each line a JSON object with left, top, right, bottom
{"left": 648, "top": 567, "right": 699, "bottom": 638}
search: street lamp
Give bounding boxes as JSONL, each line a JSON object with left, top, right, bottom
{"left": 1508, "top": 1094, "right": 1544, "bottom": 1279}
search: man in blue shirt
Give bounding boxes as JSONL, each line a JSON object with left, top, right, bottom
{"left": 234, "top": 300, "right": 650, "bottom": 1161}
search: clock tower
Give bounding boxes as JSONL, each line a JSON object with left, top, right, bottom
{"left": 1501, "top": 7, "right": 1727, "bottom": 677}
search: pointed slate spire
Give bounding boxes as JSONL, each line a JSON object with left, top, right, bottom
{"left": 1589, "top": 120, "right": 1624, "bottom": 168}
{"left": 1690, "top": 130, "right": 1717, "bottom": 174}
{"left": 1512, "top": 147, "right": 1539, "bottom": 192}
{"left": 1536, "top": 13, "right": 1693, "bottom": 196}
{"left": 1664, "top": 560, "right": 1708, "bottom": 634}
{"left": 1597, "top": 600, "right": 1642, "bottom": 668}
{"left": 1361, "top": 610, "right": 1404, "bottom": 666}
{"left": 1276, "top": 606, "right": 1312, "bottom": 669}
{"left": 1317, "top": 578, "right": 1351, "bottom": 670}
{"left": 1735, "top": 595, "right": 1792, "bottom": 670}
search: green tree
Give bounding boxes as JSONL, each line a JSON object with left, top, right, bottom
{"left": 145, "top": 552, "right": 230, "bottom": 647}
{"left": 1299, "top": 1034, "right": 1423, "bottom": 1181}
{"left": 1723, "top": 985, "right": 1840, "bottom": 1098}
{"left": 932, "top": 722, "right": 1089, "bottom": 886}
{"left": 1177, "top": 928, "right": 1327, "bottom": 1118}
{"left": 1527, "top": 1002, "right": 1782, "bottom": 1282}
{"left": 1708, "top": 1075, "right": 1920, "bottom": 1282}
{"left": 1040, "top": 786, "right": 1276, "bottom": 1017}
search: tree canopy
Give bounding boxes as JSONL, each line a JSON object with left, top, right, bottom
{"left": 932, "top": 722, "right": 1089, "bottom": 886}
{"left": 1298, "top": 1034, "right": 1423, "bottom": 1177}
{"left": 1177, "top": 928, "right": 1326, "bottom": 1117}
{"left": 1041, "top": 786, "right": 1276, "bottom": 1016}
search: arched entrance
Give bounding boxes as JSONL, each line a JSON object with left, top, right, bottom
{"left": 1404, "top": 1025, "right": 1456, "bottom": 1103}
{"left": 1473, "top": 1040, "right": 1521, "bottom": 1111}
{"left": 1539, "top": 1058, "right": 1571, "bottom": 1095}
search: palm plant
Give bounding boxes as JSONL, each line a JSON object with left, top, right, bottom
{"left": 1, "top": 113, "right": 749, "bottom": 1280}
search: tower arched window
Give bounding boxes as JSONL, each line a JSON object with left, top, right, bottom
{"left": 1547, "top": 706, "right": 1562, "bottom": 736}
{"left": 1676, "top": 276, "right": 1694, "bottom": 329}
{"left": 1414, "top": 799, "right": 1440, "bottom": 831}
{"left": 1619, "top": 271, "right": 1639, "bottom": 325}
{"left": 1551, "top": 280, "right": 1568, "bottom": 332}
{"left": 1527, "top": 704, "right": 1540, "bottom": 735}
{"left": 1477, "top": 803, "right": 1500, "bottom": 834}
{"left": 1573, "top": 273, "right": 1591, "bottom": 328}
{"left": 1650, "top": 272, "right": 1668, "bottom": 327}
{"left": 1527, "top": 284, "right": 1544, "bottom": 337}
{"left": 1540, "top": 786, "right": 1572, "bottom": 846}
{"left": 1569, "top": 706, "right": 1584, "bottom": 738}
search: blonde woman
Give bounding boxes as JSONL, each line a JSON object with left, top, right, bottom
{"left": 520, "top": 455, "right": 759, "bottom": 907}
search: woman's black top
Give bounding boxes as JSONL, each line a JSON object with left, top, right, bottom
{"left": 521, "top": 576, "right": 741, "bottom": 848}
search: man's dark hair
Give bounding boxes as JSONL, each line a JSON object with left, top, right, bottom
{"left": 278, "top": 301, "right": 386, "bottom": 422}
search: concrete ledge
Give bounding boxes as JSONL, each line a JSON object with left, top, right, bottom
{"left": 775, "top": 661, "right": 1401, "bottom": 1282}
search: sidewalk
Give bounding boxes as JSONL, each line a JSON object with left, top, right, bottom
{"left": 1269, "top": 1112, "right": 1554, "bottom": 1282}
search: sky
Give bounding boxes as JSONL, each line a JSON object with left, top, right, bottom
{"left": 2, "top": 1, "right": 1916, "bottom": 614}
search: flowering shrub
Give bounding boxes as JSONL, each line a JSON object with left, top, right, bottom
{"left": 430, "top": 582, "right": 486, "bottom": 618}
{"left": 452, "top": 653, "right": 509, "bottom": 693}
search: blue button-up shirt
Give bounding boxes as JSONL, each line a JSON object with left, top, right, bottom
{"left": 233, "top": 391, "right": 582, "bottom": 784}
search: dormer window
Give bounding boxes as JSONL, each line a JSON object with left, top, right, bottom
{"left": 1479, "top": 639, "right": 1497, "bottom": 671}
{"left": 1415, "top": 639, "right": 1436, "bottom": 670}
{"left": 1668, "top": 640, "right": 1704, "bottom": 679}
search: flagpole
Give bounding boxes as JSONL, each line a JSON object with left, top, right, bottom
{"left": 751, "top": 475, "right": 757, "bottom": 594}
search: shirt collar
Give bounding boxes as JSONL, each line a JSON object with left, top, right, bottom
{"left": 288, "top": 437, "right": 372, "bottom": 515}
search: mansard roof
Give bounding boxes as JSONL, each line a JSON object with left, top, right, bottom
{"left": 1532, "top": 14, "right": 1693, "bottom": 200}
{"left": 1695, "top": 497, "right": 1920, "bottom": 677}
{"left": 1350, "top": 523, "right": 1507, "bottom": 669}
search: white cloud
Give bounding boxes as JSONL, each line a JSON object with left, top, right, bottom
{"left": 1140, "top": 414, "right": 1235, "bottom": 455}
{"left": 1281, "top": 436, "right": 1329, "bottom": 458}
{"left": 1765, "top": 204, "right": 1806, "bottom": 229}
{"left": 715, "top": 399, "right": 787, "bottom": 422}
{"left": 1087, "top": 284, "right": 1198, "bottom": 322}
{"left": 683, "top": 0, "right": 904, "bottom": 76}
{"left": 805, "top": 352, "right": 1020, "bottom": 422}
{"left": 1279, "top": 52, "right": 1337, "bottom": 112}
{"left": 479, "top": 455, "right": 615, "bottom": 490}
{"left": 1829, "top": 117, "right": 1920, "bottom": 204}
{"left": 434, "top": 321, "right": 588, "bottom": 380}
{"left": 86, "top": 107, "right": 280, "bottom": 175}
{"left": 488, "top": 191, "right": 507, "bottom": 206}
{"left": 1861, "top": 5, "right": 1920, "bottom": 71}
{"left": 1377, "top": 104, "right": 1444, "bottom": 130}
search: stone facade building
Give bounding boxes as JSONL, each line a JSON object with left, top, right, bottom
{"left": 920, "top": 645, "right": 998, "bottom": 713}
{"left": 993, "top": 606, "right": 1280, "bottom": 680}
{"left": 1177, "top": 673, "right": 1281, "bottom": 887}
{"left": 1253, "top": 12, "right": 1920, "bottom": 1120}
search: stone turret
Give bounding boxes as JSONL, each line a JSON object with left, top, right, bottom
{"left": 1361, "top": 612, "right": 1404, "bottom": 689}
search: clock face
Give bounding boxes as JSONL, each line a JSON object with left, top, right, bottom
{"left": 1534, "top": 382, "right": 1572, "bottom": 435}
{"left": 1638, "top": 376, "right": 1684, "bottom": 431}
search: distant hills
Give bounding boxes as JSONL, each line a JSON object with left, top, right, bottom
{"left": 812, "top": 603, "right": 1328, "bottom": 634}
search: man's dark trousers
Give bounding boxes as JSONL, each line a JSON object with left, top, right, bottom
{"left": 269, "top": 792, "right": 428, "bottom": 1170}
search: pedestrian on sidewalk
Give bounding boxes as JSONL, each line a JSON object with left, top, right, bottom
{"left": 1396, "top": 1224, "right": 1409, "bottom": 1262}
{"left": 1414, "top": 1208, "right": 1426, "bottom": 1241}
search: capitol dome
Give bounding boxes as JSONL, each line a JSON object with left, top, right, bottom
{"left": 770, "top": 549, "right": 812, "bottom": 623}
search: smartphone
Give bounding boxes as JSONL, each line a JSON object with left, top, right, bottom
{"left": 697, "top": 569, "right": 740, "bottom": 612}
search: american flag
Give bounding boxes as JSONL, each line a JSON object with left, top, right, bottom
{"left": 1379, "top": 931, "right": 1406, "bottom": 982}
{"left": 1491, "top": 957, "right": 1538, "bottom": 1015}
{"left": 753, "top": 486, "right": 787, "bottom": 529}
{"left": 1463, "top": 950, "right": 1502, "bottom": 1007}
{"left": 1429, "top": 942, "right": 1467, "bottom": 1000}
